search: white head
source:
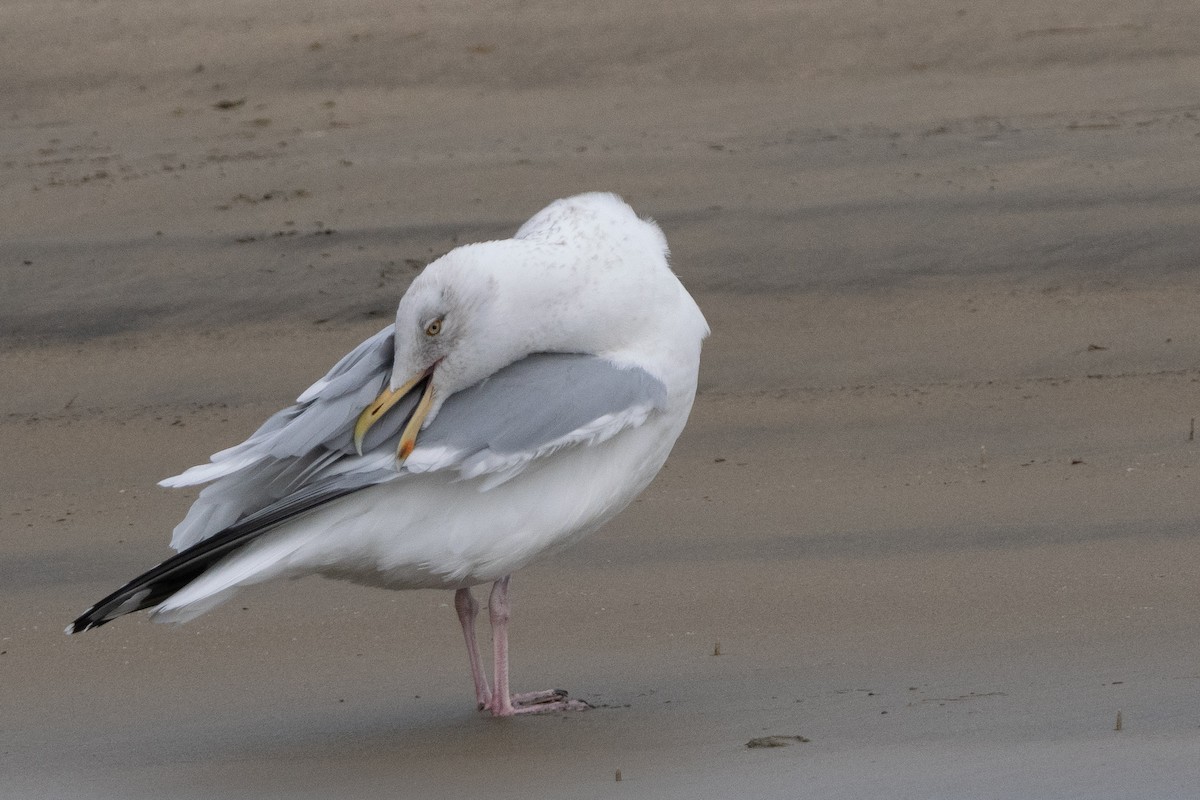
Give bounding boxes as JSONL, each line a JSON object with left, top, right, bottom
{"left": 396, "top": 194, "right": 675, "bottom": 398}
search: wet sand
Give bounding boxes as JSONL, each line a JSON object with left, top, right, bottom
{"left": 4, "top": 2, "right": 1200, "bottom": 798}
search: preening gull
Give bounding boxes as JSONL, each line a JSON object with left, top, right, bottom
{"left": 67, "top": 192, "right": 709, "bottom": 717}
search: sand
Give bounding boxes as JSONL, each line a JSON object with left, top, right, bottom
{"left": 4, "top": 1, "right": 1200, "bottom": 798}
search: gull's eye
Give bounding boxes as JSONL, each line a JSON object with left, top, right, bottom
{"left": 424, "top": 318, "right": 443, "bottom": 337}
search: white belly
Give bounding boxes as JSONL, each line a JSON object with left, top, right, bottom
{"left": 283, "top": 410, "right": 684, "bottom": 590}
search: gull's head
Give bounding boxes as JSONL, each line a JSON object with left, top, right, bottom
{"left": 393, "top": 197, "right": 672, "bottom": 401}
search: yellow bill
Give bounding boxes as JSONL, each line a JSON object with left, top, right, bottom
{"left": 353, "top": 371, "right": 436, "bottom": 460}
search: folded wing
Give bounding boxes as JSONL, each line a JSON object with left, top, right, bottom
{"left": 409, "top": 353, "right": 668, "bottom": 489}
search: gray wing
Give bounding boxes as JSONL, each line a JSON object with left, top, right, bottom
{"left": 410, "top": 353, "right": 668, "bottom": 486}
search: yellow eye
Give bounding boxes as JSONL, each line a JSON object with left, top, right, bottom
{"left": 424, "top": 318, "right": 443, "bottom": 337}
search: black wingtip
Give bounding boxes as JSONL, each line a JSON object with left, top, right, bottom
{"left": 65, "top": 605, "right": 107, "bottom": 635}
{"left": 66, "top": 470, "right": 371, "bottom": 637}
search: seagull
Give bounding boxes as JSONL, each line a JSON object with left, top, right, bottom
{"left": 67, "top": 192, "right": 709, "bottom": 717}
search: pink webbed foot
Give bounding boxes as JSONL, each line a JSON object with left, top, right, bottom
{"left": 513, "top": 689, "right": 571, "bottom": 707}
{"left": 486, "top": 688, "right": 592, "bottom": 717}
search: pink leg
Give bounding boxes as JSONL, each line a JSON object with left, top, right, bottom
{"left": 454, "top": 587, "right": 491, "bottom": 709}
{"left": 484, "top": 575, "right": 591, "bottom": 717}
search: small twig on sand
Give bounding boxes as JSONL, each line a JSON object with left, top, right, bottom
{"left": 1114, "top": 710, "right": 1123, "bottom": 731}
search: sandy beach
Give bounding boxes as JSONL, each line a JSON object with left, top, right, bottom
{"left": 4, "top": 1, "right": 1200, "bottom": 797}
